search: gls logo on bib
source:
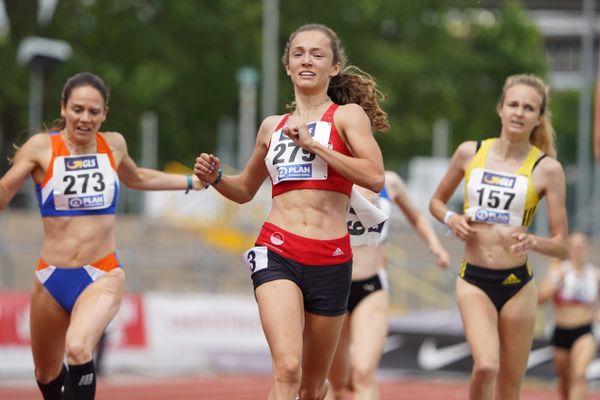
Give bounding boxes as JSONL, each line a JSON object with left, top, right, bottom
{"left": 65, "top": 155, "right": 98, "bottom": 171}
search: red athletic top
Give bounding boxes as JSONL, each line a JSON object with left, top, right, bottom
{"left": 270, "top": 103, "right": 353, "bottom": 198}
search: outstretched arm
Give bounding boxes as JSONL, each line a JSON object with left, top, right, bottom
{"left": 386, "top": 171, "right": 450, "bottom": 269}
{"left": 194, "top": 116, "right": 275, "bottom": 204}
{"left": 108, "top": 132, "right": 205, "bottom": 192}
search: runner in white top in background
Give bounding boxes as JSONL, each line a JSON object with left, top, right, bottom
{"left": 328, "top": 170, "right": 450, "bottom": 399}
{"left": 538, "top": 231, "right": 600, "bottom": 400}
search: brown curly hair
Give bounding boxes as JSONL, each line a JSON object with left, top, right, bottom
{"left": 282, "top": 23, "right": 390, "bottom": 133}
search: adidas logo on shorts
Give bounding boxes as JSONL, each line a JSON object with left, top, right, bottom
{"left": 332, "top": 247, "right": 344, "bottom": 256}
{"left": 502, "top": 273, "right": 521, "bottom": 285}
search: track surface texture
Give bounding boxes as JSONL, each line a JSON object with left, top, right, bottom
{"left": 2, "top": 373, "right": 600, "bottom": 399}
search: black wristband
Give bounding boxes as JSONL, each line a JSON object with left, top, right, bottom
{"left": 210, "top": 168, "right": 223, "bottom": 186}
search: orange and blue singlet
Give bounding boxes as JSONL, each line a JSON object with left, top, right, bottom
{"left": 34, "top": 131, "right": 121, "bottom": 312}
{"left": 36, "top": 131, "right": 119, "bottom": 216}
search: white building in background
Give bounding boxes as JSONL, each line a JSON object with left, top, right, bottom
{"left": 481, "top": 0, "right": 600, "bottom": 90}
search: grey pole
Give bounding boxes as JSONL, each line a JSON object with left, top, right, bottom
{"left": 37, "top": 0, "right": 60, "bottom": 25}
{"left": 237, "top": 67, "right": 259, "bottom": 169}
{"left": 593, "top": 22, "right": 600, "bottom": 236}
{"left": 28, "top": 63, "right": 44, "bottom": 136}
{"left": 138, "top": 111, "right": 158, "bottom": 214}
{"left": 140, "top": 111, "right": 158, "bottom": 170}
{"left": 216, "top": 116, "right": 236, "bottom": 168}
{"left": 22, "top": 64, "right": 44, "bottom": 209}
{"left": 17, "top": 37, "right": 72, "bottom": 209}
{"left": 17, "top": 37, "right": 73, "bottom": 132}
{"left": 261, "top": 0, "right": 279, "bottom": 119}
{"left": 576, "top": 0, "right": 595, "bottom": 231}
{"left": 432, "top": 118, "right": 450, "bottom": 158}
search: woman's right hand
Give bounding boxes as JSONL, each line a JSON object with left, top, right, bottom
{"left": 282, "top": 123, "right": 315, "bottom": 151}
{"left": 194, "top": 153, "right": 220, "bottom": 183}
{"left": 447, "top": 213, "right": 475, "bottom": 241}
{"left": 431, "top": 244, "right": 451, "bottom": 269}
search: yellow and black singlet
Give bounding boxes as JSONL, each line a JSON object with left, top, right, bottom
{"left": 464, "top": 138, "right": 546, "bottom": 227}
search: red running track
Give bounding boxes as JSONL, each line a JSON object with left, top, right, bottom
{"left": 2, "top": 374, "right": 600, "bottom": 399}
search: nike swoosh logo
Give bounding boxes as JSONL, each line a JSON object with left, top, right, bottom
{"left": 417, "top": 338, "right": 471, "bottom": 370}
{"left": 526, "top": 346, "right": 554, "bottom": 369}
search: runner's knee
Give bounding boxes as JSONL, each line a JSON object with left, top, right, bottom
{"left": 472, "top": 359, "right": 499, "bottom": 382}
{"left": 65, "top": 336, "right": 93, "bottom": 365}
{"left": 328, "top": 375, "right": 349, "bottom": 393}
{"left": 351, "top": 361, "right": 376, "bottom": 388}
{"left": 35, "top": 364, "right": 67, "bottom": 384}
{"left": 272, "top": 354, "right": 301, "bottom": 384}
{"left": 571, "top": 373, "right": 587, "bottom": 387}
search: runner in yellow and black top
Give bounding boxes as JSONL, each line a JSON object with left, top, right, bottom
{"left": 464, "top": 138, "right": 544, "bottom": 228}
{"left": 459, "top": 137, "right": 545, "bottom": 312}
{"left": 430, "top": 74, "right": 568, "bottom": 400}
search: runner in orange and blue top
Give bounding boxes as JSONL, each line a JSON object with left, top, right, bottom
{"left": 35, "top": 131, "right": 121, "bottom": 314}
{"left": 194, "top": 23, "right": 389, "bottom": 400}
{"left": 0, "top": 72, "right": 205, "bottom": 400}
{"left": 429, "top": 74, "right": 568, "bottom": 400}
{"left": 37, "top": 130, "right": 119, "bottom": 217}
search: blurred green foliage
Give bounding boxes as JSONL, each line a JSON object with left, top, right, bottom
{"left": 0, "top": 0, "right": 581, "bottom": 177}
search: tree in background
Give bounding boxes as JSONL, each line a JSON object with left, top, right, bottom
{"left": 0, "top": 0, "right": 560, "bottom": 206}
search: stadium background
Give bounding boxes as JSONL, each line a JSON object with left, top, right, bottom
{"left": 2, "top": 0, "right": 600, "bottom": 398}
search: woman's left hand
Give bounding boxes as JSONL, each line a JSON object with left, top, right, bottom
{"left": 510, "top": 232, "right": 537, "bottom": 255}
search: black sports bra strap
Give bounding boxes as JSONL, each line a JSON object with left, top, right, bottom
{"left": 532, "top": 154, "right": 548, "bottom": 171}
